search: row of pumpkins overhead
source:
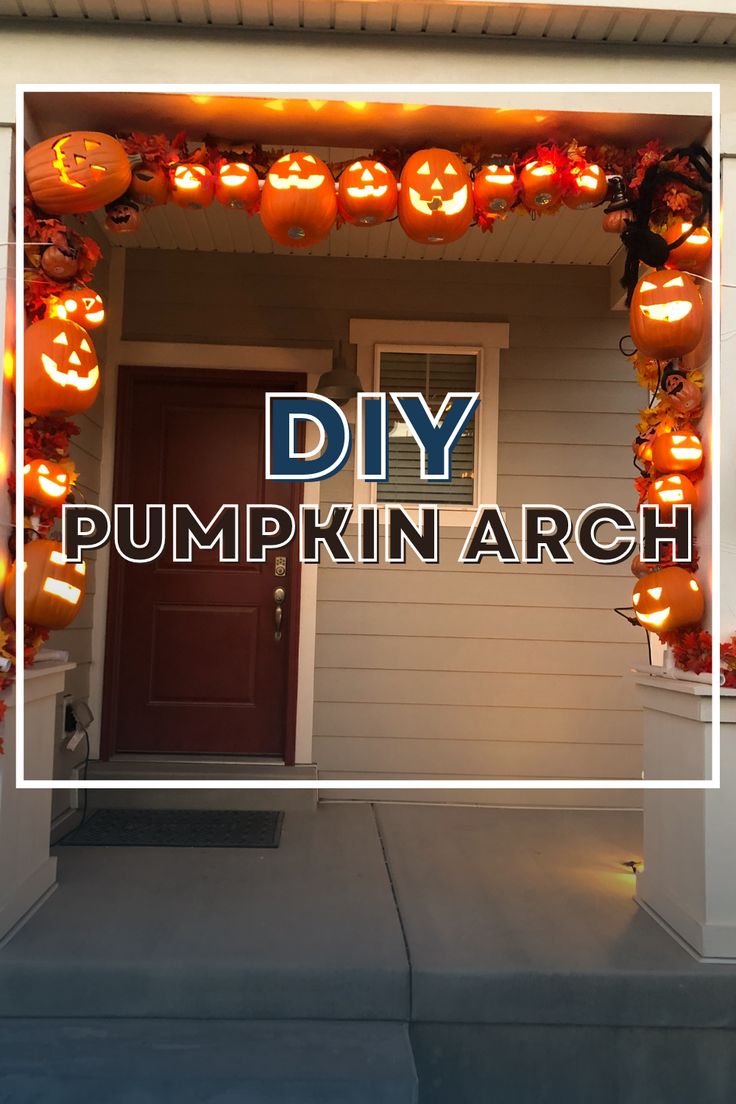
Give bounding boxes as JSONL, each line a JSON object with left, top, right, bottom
{"left": 28, "top": 130, "right": 624, "bottom": 247}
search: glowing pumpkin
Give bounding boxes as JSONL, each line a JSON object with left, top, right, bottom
{"left": 24, "top": 318, "right": 100, "bottom": 416}
{"left": 664, "top": 222, "right": 712, "bottom": 274}
{"left": 4, "top": 539, "right": 86, "bottom": 630}
{"left": 633, "top": 427, "right": 656, "bottom": 469}
{"left": 629, "top": 270, "right": 704, "bottom": 359}
{"left": 473, "top": 163, "right": 517, "bottom": 216}
{"left": 260, "top": 152, "right": 337, "bottom": 247}
{"left": 647, "top": 473, "right": 698, "bottom": 521}
{"left": 563, "top": 163, "right": 608, "bottom": 209}
{"left": 25, "top": 131, "right": 131, "bottom": 215}
{"left": 338, "top": 160, "right": 397, "bottom": 226}
{"left": 519, "top": 160, "right": 562, "bottom": 211}
{"left": 632, "top": 566, "right": 704, "bottom": 632}
{"left": 23, "top": 456, "right": 75, "bottom": 507}
{"left": 171, "top": 163, "right": 215, "bottom": 209}
{"left": 398, "top": 149, "right": 473, "bottom": 244}
{"left": 48, "top": 288, "right": 105, "bottom": 329}
{"left": 651, "top": 429, "right": 703, "bottom": 474}
{"left": 215, "top": 162, "right": 260, "bottom": 210}
{"left": 129, "top": 163, "right": 170, "bottom": 207}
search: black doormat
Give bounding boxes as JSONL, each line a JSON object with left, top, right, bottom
{"left": 59, "top": 808, "right": 284, "bottom": 849}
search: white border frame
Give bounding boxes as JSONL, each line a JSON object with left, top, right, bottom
{"left": 14, "top": 81, "right": 720, "bottom": 791}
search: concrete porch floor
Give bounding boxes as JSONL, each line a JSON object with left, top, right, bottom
{"left": 1, "top": 804, "right": 736, "bottom": 1102}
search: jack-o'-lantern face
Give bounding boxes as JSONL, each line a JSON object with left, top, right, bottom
{"left": 260, "top": 153, "right": 337, "bottom": 248}
{"left": 473, "top": 164, "right": 517, "bottom": 215}
{"left": 171, "top": 163, "right": 215, "bottom": 209}
{"left": 105, "top": 201, "right": 141, "bottom": 233}
{"left": 338, "top": 160, "right": 397, "bottom": 226}
{"left": 398, "top": 149, "right": 473, "bottom": 244}
{"left": 130, "top": 163, "right": 170, "bottom": 207}
{"left": 647, "top": 473, "right": 698, "bottom": 521}
{"left": 632, "top": 566, "right": 704, "bottom": 632}
{"left": 51, "top": 133, "right": 107, "bottom": 191}
{"left": 4, "top": 539, "right": 87, "bottom": 630}
{"left": 651, "top": 429, "right": 703, "bottom": 473}
{"left": 629, "top": 270, "right": 704, "bottom": 359}
{"left": 563, "top": 163, "right": 608, "bottom": 209}
{"left": 519, "top": 160, "right": 563, "bottom": 211}
{"left": 24, "top": 131, "right": 131, "bottom": 216}
{"left": 24, "top": 318, "right": 100, "bottom": 416}
{"left": 48, "top": 289, "right": 105, "bottom": 329}
{"left": 215, "top": 162, "right": 260, "bottom": 210}
{"left": 664, "top": 221, "right": 712, "bottom": 274}
{"left": 23, "top": 457, "right": 74, "bottom": 506}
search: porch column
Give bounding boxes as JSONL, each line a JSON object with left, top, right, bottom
{"left": 634, "top": 149, "right": 736, "bottom": 960}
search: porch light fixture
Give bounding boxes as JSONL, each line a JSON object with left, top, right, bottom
{"left": 315, "top": 342, "right": 360, "bottom": 407}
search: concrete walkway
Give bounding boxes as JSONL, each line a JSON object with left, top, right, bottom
{"left": 1, "top": 804, "right": 735, "bottom": 1103}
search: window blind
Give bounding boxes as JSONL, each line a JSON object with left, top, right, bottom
{"left": 377, "top": 350, "right": 478, "bottom": 505}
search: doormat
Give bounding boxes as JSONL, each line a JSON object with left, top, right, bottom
{"left": 59, "top": 808, "right": 284, "bottom": 849}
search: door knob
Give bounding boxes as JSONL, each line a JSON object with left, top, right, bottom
{"left": 274, "top": 586, "right": 286, "bottom": 641}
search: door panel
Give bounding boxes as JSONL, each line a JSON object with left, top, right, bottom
{"left": 103, "top": 367, "right": 302, "bottom": 758}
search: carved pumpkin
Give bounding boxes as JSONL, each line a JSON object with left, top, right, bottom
{"left": 48, "top": 288, "right": 105, "bottom": 329}
{"left": 629, "top": 270, "right": 704, "bottom": 359}
{"left": 563, "top": 163, "right": 608, "bottom": 209}
{"left": 25, "top": 131, "right": 131, "bottom": 215}
{"left": 633, "top": 427, "right": 656, "bottom": 469}
{"left": 23, "top": 456, "right": 75, "bottom": 507}
{"left": 338, "top": 160, "right": 397, "bottom": 226}
{"left": 40, "top": 244, "right": 79, "bottom": 282}
{"left": 651, "top": 429, "right": 703, "bottom": 474}
{"left": 473, "top": 164, "right": 517, "bottom": 216}
{"left": 398, "top": 149, "right": 473, "bottom": 244}
{"left": 104, "top": 200, "right": 141, "bottom": 234}
{"left": 519, "top": 160, "right": 562, "bottom": 211}
{"left": 632, "top": 566, "right": 704, "bottom": 632}
{"left": 24, "top": 318, "right": 100, "bottom": 416}
{"left": 129, "top": 163, "right": 169, "bottom": 207}
{"left": 260, "top": 152, "right": 337, "bottom": 247}
{"left": 215, "top": 162, "right": 260, "bottom": 210}
{"left": 4, "top": 539, "right": 86, "bottom": 629}
{"left": 647, "top": 473, "right": 698, "bottom": 521}
{"left": 664, "top": 222, "right": 712, "bottom": 274}
{"left": 171, "top": 163, "right": 215, "bottom": 209}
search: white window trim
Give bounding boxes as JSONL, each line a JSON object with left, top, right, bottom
{"left": 349, "top": 318, "right": 509, "bottom": 529}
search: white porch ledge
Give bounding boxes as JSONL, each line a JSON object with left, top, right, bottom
{"left": 634, "top": 673, "right": 736, "bottom": 961}
{"left": 0, "top": 662, "right": 73, "bottom": 944}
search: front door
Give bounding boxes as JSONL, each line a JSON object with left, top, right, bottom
{"left": 102, "top": 367, "right": 302, "bottom": 760}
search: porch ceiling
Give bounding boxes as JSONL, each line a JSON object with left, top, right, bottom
{"left": 2, "top": 0, "right": 735, "bottom": 47}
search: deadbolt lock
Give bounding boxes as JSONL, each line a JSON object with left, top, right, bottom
{"left": 275, "top": 556, "right": 287, "bottom": 577}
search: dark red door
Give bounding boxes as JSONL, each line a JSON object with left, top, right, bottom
{"left": 102, "top": 367, "right": 302, "bottom": 760}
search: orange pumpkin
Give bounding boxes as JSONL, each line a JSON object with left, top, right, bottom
{"left": 563, "top": 163, "right": 608, "bottom": 210}
{"left": 632, "top": 566, "right": 704, "bottom": 632}
{"left": 215, "top": 162, "right": 261, "bottom": 210}
{"left": 171, "top": 163, "right": 215, "bottom": 209}
{"left": 647, "top": 473, "right": 698, "bottom": 521}
{"left": 48, "top": 288, "right": 105, "bottom": 329}
{"left": 473, "top": 163, "right": 517, "bottom": 216}
{"left": 629, "top": 270, "right": 704, "bottom": 359}
{"left": 25, "top": 131, "right": 131, "bottom": 215}
{"left": 651, "top": 429, "right": 703, "bottom": 474}
{"left": 129, "top": 162, "right": 170, "bottom": 207}
{"left": 633, "top": 427, "right": 656, "bottom": 469}
{"left": 664, "top": 222, "right": 712, "bottom": 274}
{"left": 260, "top": 152, "right": 337, "bottom": 248}
{"left": 23, "top": 456, "right": 75, "bottom": 507}
{"left": 602, "top": 208, "right": 631, "bottom": 234}
{"left": 338, "top": 160, "right": 397, "bottom": 226}
{"left": 398, "top": 149, "right": 473, "bottom": 244}
{"left": 519, "top": 160, "right": 562, "bottom": 211}
{"left": 24, "top": 318, "right": 100, "bottom": 416}
{"left": 4, "top": 539, "right": 86, "bottom": 629}
{"left": 40, "top": 244, "right": 79, "bottom": 282}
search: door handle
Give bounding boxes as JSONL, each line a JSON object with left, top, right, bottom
{"left": 274, "top": 586, "right": 286, "bottom": 641}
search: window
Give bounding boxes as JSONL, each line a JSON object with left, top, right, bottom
{"left": 377, "top": 348, "right": 478, "bottom": 505}
{"left": 349, "top": 319, "right": 508, "bottom": 527}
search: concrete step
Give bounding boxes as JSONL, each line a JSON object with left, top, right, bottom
{"left": 85, "top": 758, "right": 318, "bottom": 813}
{"left": 0, "top": 1019, "right": 418, "bottom": 1104}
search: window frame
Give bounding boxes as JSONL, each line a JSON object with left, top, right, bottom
{"left": 349, "top": 319, "right": 509, "bottom": 529}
